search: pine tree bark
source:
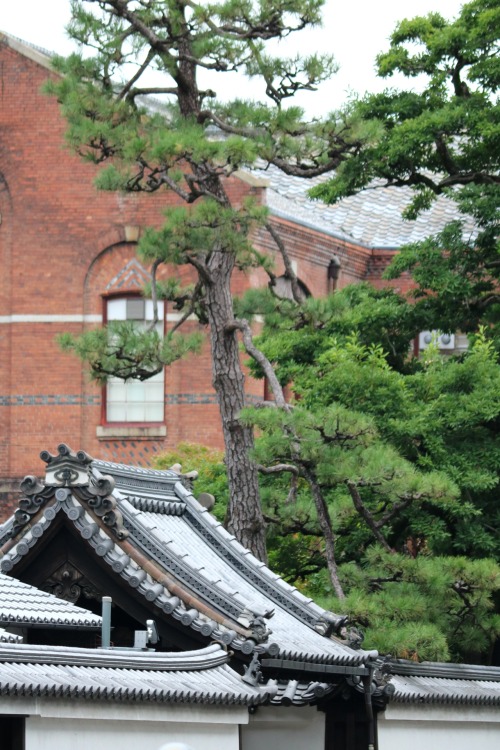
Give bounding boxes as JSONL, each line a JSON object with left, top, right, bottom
{"left": 205, "top": 250, "right": 267, "bottom": 562}
{"left": 304, "top": 467, "right": 345, "bottom": 600}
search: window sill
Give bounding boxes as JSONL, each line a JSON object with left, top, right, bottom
{"left": 96, "top": 425, "right": 167, "bottom": 440}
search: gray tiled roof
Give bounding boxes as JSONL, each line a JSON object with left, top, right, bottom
{"left": 0, "top": 642, "right": 276, "bottom": 705}
{"left": 389, "top": 674, "right": 500, "bottom": 705}
{"left": 251, "top": 164, "right": 476, "bottom": 249}
{"left": 0, "top": 572, "right": 102, "bottom": 629}
{"left": 384, "top": 660, "right": 500, "bottom": 706}
{"left": 1, "top": 448, "right": 365, "bottom": 667}
{"left": 92, "top": 459, "right": 366, "bottom": 665}
{"left": 0, "top": 628, "right": 22, "bottom": 643}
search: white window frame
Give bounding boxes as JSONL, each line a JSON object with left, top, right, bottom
{"left": 104, "top": 297, "right": 165, "bottom": 424}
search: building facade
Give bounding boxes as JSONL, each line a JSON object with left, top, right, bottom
{"left": 0, "top": 32, "right": 469, "bottom": 513}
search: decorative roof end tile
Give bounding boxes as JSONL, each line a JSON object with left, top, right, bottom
{"left": 41, "top": 444, "right": 93, "bottom": 488}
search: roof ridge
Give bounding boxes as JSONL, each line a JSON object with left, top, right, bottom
{"left": 384, "top": 658, "right": 500, "bottom": 682}
{"left": 0, "top": 641, "right": 228, "bottom": 671}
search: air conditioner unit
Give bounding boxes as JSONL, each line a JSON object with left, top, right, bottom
{"left": 419, "top": 331, "right": 455, "bottom": 350}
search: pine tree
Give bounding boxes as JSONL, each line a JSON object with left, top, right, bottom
{"left": 311, "top": 0, "right": 499, "bottom": 336}
{"left": 49, "top": 0, "right": 365, "bottom": 560}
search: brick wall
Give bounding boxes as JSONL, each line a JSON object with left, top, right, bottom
{"left": 0, "top": 37, "right": 397, "bottom": 517}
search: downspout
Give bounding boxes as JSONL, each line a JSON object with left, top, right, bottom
{"left": 362, "top": 667, "right": 376, "bottom": 750}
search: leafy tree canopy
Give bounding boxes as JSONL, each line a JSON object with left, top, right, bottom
{"left": 48, "top": 0, "right": 367, "bottom": 561}
{"left": 233, "top": 284, "right": 500, "bottom": 662}
{"left": 310, "top": 0, "right": 499, "bottom": 213}
{"left": 308, "top": 0, "right": 499, "bottom": 338}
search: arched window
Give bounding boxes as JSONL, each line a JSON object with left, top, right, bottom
{"left": 104, "top": 296, "right": 165, "bottom": 423}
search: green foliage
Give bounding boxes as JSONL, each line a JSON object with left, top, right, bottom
{"left": 49, "top": 0, "right": 364, "bottom": 392}
{"left": 149, "top": 296, "right": 500, "bottom": 661}
{"left": 261, "top": 2, "right": 500, "bottom": 661}
{"left": 241, "top": 283, "right": 422, "bottom": 378}
{"left": 385, "top": 215, "right": 500, "bottom": 338}
{"left": 306, "top": 548, "right": 500, "bottom": 662}
{"left": 59, "top": 323, "right": 203, "bottom": 382}
{"left": 50, "top": 0, "right": 500, "bottom": 660}
{"left": 137, "top": 198, "right": 269, "bottom": 271}
{"left": 153, "top": 442, "right": 229, "bottom": 522}
{"left": 242, "top": 284, "right": 500, "bottom": 660}
{"left": 311, "top": 0, "right": 500, "bottom": 216}
{"left": 308, "top": 1, "right": 500, "bottom": 351}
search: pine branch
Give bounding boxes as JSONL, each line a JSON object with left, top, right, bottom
{"left": 269, "top": 155, "right": 348, "bottom": 179}
{"left": 169, "top": 281, "right": 205, "bottom": 334}
{"left": 368, "top": 572, "right": 403, "bottom": 591}
{"left": 146, "top": 258, "right": 161, "bottom": 333}
{"left": 257, "top": 463, "right": 299, "bottom": 476}
{"left": 99, "top": 0, "right": 178, "bottom": 58}
{"left": 346, "top": 481, "right": 394, "bottom": 552}
{"left": 227, "top": 318, "right": 289, "bottom": 410}
{"left": 118, "top": 48, "right": 157, "bottom": 100}
{"left": 265, "top": 222, "right": 307, "bottom": 304}
{"left": 375, "top": 496, "right": 414, "bottom": 529}
{"left": 185, "top": 253, "right": 213, "bottom": 286}
{"left": 230, "top": 317, "right": 344, "bottom": 598}
{"left": 303, "top": 465, "right": 345, "bottom": 600}
{"left": 199, "top": 111, "right": 265, "bottom": 139}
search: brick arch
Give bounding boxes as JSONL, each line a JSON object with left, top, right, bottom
{"left": 83, "top": 240, "right": 144, "bottom": 319}
{"left": 80, "top": 239, "right": 149, "bottom": 451}
{"left": 294, "top": 268, "right": 316, "bottom": 297}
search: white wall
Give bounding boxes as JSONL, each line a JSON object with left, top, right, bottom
{"left": 378, "top": 705, "right": 500, "bottom": 750}
{"left": 241, "top": 705, "right": 324, "bottom": 750}
{"left": 25, "top": 716, "right": 239, "bottom": 750}
{"left": 0, "top": 698, "right": 247, "bottom": 750}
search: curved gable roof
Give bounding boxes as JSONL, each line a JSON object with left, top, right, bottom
{"left": 0, "top": 642, "right": 276, "bottom": 705}
{"left": 0, "top": 445, "right": 365, "bottom": 667}
{"left": 382, "top": 660, "right": 500, "bottom": 707}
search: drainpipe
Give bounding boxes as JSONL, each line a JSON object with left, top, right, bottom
{"left": 101, "top": 596, "right": 112, "bottom": 649}
{"left": 362, "top": 668, "right": 376, "bottom": 750}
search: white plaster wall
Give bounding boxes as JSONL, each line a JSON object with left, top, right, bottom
{"left": 378, "top": 705, "right": 500, "bottom": 750}
{"left": 25, "top": 716, "right": 240, "bottom": 750}
{"left": 241, "top": 705, "right": 324, "bottom": 750}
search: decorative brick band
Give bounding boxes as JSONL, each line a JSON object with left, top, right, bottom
{"left": 165, "top": 394, "right": 262, "bottom": 405}
{"left": 165, "top": 394, "right": 218, "bottom": 405}
{"left": 0, "top": 395, "right": 102, "bottom": 406}
{"left": 1, "top": 393, "right": 262, "bottom": 406}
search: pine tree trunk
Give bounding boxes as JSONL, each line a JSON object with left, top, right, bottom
{"left": 304, "top": 467, "right": 345, "bottom": 600}
{"left": 205, "top": 250, "right": 267, "bottom": 562}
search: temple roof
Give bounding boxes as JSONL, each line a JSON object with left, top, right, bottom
{"left": 0, "top": 642, "right": 276, "bottom": 705}
{"left": 1, "top": 446, "right": 499, "bottom": 710}
{"left": 0, "top": 572, "right": 102, "bottom": 630}
{"left": 0, "top": 445, "right": 364, "bottom": 667}
{"left": 380, "top": 659, "right": 500, "bottom": 707}
{"left": 0, "top": 629, "right": 23, "bottom": 644}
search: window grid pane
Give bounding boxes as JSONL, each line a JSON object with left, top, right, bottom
{"left": 105, "top": 297, "right": 165, "bottom": 423}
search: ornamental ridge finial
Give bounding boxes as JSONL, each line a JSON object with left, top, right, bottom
{"left": 41, "top": 444, "right": 94, "bottom": 488}
{"left": 12, "top": 446, "right": 128, "bottom": 542}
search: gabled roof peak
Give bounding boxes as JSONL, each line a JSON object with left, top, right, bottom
{"left": 1, "top": 444, "right": 364, "bottom": 667}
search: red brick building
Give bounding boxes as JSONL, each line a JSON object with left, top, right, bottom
{"left": 0, "top": 33, "right": 465, "bottom": 512}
